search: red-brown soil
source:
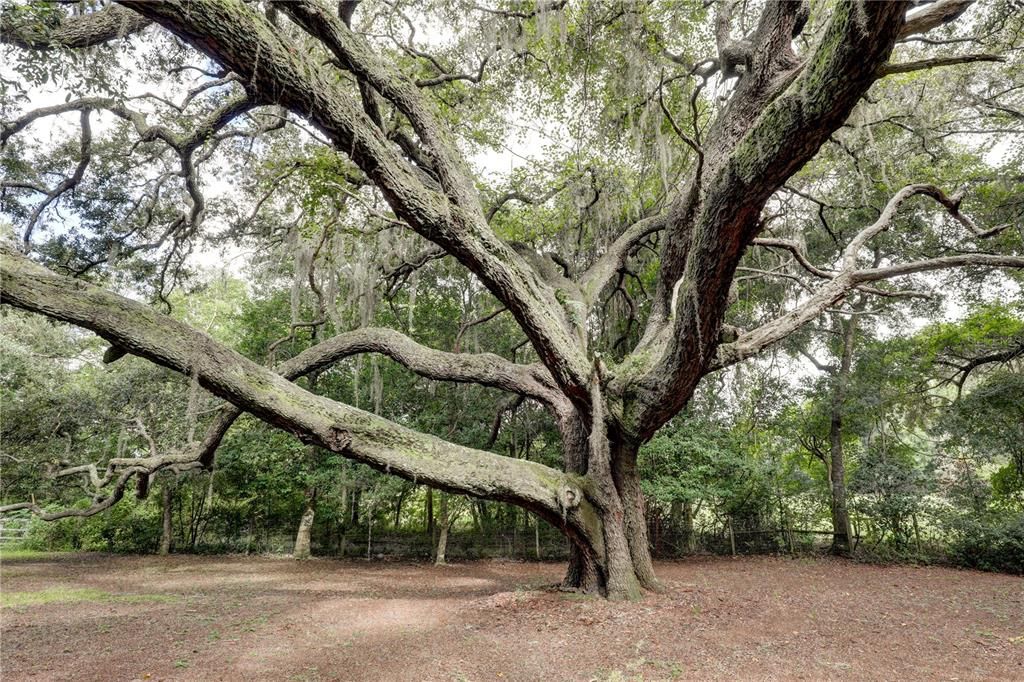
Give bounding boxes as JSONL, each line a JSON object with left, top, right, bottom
{"left": 1, "top": 553, "right": 1021, "bottom": 681}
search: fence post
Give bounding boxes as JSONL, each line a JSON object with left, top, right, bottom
{"left": 728, "top": 517, "right": 736, "bottom": 557}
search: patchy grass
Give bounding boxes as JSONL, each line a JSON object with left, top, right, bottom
{"left": 1, "top": 586, "right": 177, "bottom": 608}
{"left": 0, "top": 548, "right": 63, "bottom": 562}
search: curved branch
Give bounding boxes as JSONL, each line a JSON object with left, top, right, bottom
{"left": 278, "top": 327, "right": 558, "bottom": 403}
{"left": 1, "top": 4, "right": 149, "bottom": 50}
{"left": 898, "top": 0, "right": 975, "bottom": 39}
{"left": 751, "top": 238, "right": 931, "bottom": 299}
{"left": 2, "top": 94, "right": 252, "bottom": 154}
{"left": 21, "top": 109, "right": 93, "bottom": 250}
{"left": 579, "top": 214, "right": 666, "bottom": 304}
{"left": 0, "top": 245, "right": 592, "bottom": 539}
{"left": 120, "top": 0, "right": 591, "bottom": 401}
{"left": 713, "top": 185, "right": 1024, "bottom": 370}
{"left": 188, "top": 322, "right": 557, "bottom": 468}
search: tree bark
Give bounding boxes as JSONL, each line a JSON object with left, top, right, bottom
{"left": 434, "top": 492, "right": 449, "bottom": 566}
{"left": 828, "top": 314, "right": 858, "bottom": 556}
{"left": 683, "top": 500, "right": 696, "bottom": 553}
{"left": 612, "top": 448, "right": 661, "bottom": 591}
{"left": 293, "top": 488, "right": 316, "bottom": 560}
{"left": 555, "top": 405, "right": 654, "bottom": 599}
{"left": 159, "top": 482, "right": 173, "bottom": 556}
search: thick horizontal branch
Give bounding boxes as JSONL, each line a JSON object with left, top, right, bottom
{"left": 878, "top": 54, "right": 1004, "bottom": 77}
{"left": 1, "top": 4, "right": 150, "bottom": 50}
{"left": 0, "top": 245, "right": 591, "bottom": 534}
{"left": 188, "top": 323, "right": 557, "bottom": 469}
{"left": 280, "top": 327, "right": 559, "bottom": 403}
{"left": 898, "top": 0, "right": 975, "bottom": 39}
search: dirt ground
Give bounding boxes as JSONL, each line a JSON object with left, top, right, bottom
{"left": 1, "top": 554, "right": 1021, "bottom": 681}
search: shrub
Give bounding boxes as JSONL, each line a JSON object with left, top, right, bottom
{"left": 946, "top": 515, "right": 1024, "bottom": 575}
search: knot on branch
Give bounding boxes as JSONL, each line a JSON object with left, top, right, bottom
{"left": 557, "top": 485, "right": 582, "bottom": 520}
{"left": 325, "top": 426, "right": 352, "bottom": 452}
{"left": 299, "top": 425, "right": 353, "bottom": 453}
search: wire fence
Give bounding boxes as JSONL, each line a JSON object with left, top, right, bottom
{"left": 0, "top": 519, "right": 30, "bottom": 545}
{"left": 203, "top": 526, "right": 846, "bottom": 560}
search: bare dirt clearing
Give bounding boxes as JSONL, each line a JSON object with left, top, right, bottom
{"left": 1, "top": 553, "right": 1021, "bottom": 681}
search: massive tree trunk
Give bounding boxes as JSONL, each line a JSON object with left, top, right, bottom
{"left": 554, "top": 407, "right": 657, "bottom": 599}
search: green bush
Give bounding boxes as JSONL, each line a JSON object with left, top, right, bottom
{"left": 22, "top": 499, "right": 161, "bottom": 554}
{"left": 946, "top": 515, "right": 1024, "bottom": 575}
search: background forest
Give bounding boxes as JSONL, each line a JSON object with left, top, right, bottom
{"left": 3, "top": 264, "right": 1021, "bottom": 572}
{"left": 1, "top": 0, "right": 1022, "bottom": 577}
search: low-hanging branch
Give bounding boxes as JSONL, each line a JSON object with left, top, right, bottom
{"left": 0, "top": 244, "right": 592, "bottom": 538}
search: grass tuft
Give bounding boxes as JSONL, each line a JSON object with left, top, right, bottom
{"left": 1, "top": 586, "right": 177, "bottom": 608}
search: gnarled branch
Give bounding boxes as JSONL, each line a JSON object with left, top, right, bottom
{"left": 1, "top": 4, "right": 149, "bottom": 50}
{"left": 713, "top": 185, "right": 1024, "bottom": 370}
{"left": 0, "top": 245, "right": 594, "bottom": 541}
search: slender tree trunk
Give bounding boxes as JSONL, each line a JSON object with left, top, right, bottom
{"left": 829, "top": 314, "right": 858, "bottom": 556}
{"left": 434, "top": 493, "right": 449, "bottom": 566}
{"left": 159, "top": 482, "right": 173, "bottom": 555}
{"left": 294, "top": 487, "right": 316, "bottom": 560}
{"left": 683, "top": 500, "right": 696, "bottom": 553}
{"left": 470, "top": 500, "right": 481, "bottom": 533}
{"left": 350, "top": 488, "right": 360, "bottom": 526}
{"left": 393, "top": 488, "right": 407, "bottom": 530}
{"left": 425, "top": 487, "right": 434, "bottom": 536}
{"left": 339, "top": 487, "right": 349, "bottom": 529}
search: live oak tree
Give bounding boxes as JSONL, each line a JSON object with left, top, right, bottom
{"left": 2, "top": 0, "right": 1023, "bottom": 598}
